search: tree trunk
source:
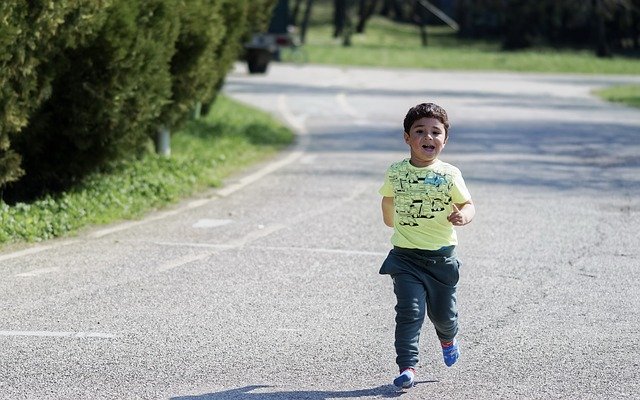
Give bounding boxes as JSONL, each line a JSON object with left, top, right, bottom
{"left": 593, "top": 0, "right": 612, "bottom": 57}
{"left": 300, "top": 0, "right": 314, "bottom": 44}
{"left": 291, "top": 0, "right": 304, "bottom": 25}
{"left": 414, "top": 0, "right": 428, "bottom": 46}
{"left": 380, "top": 0, "right": 404, "bottom": 21}
{"left": 356, "top": 0, "right": 367, "bottom": 33}
{"left": 334, "top": 0, "right": 346, "bottom": 37}
{"left": 343, "top": 0, "right": 354, "bottom": 46}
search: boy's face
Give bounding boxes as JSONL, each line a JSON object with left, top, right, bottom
{"left": 404, "top": 117, "right": 448, "bottom": 167}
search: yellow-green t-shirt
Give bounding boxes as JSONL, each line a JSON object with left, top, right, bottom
{"left": 379, "top": 158, "right": 471, "bottom": 250}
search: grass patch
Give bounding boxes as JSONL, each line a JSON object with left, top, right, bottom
{"left": 0, "top": 95, "right": 294, "bottom": 247}
{"left": 592, "top": 84, "right": 640, "bottom": 109}
{"left": 303, "top": 18, "right": 640, "bottom": 75}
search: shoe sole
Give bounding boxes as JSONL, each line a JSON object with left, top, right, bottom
{"left": 393, "top": 375, "right": 414, "bottom": 389}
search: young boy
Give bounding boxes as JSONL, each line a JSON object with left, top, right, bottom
{"left": 379, "top": 102, "right": 475, "bottom": 389}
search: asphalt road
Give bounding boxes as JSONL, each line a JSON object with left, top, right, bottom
{"left": 1, "top": 63, "right": 639, "bottom": 399}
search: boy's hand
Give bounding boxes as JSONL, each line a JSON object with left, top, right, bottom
{"left": 448, "top": 203, "right": 467, "bottom": 226}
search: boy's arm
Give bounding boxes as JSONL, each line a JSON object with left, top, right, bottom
{"left": 381, "top": 196, "right": 394, "bottom": 227}
{"left": 448, "top": 199, "right": 475, "bottom": 226}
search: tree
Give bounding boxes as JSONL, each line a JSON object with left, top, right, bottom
{"left": 356, "top": 0, "right": 380, "bottom": 33}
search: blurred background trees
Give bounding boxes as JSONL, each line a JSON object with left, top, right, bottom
{"left": 320, "top": 0, "right": 640, "bottom": 55}
{"left": 456, "top": 0, "right": 640, "bottom": 56}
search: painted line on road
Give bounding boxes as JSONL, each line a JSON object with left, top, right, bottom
{"left": 278, "top": 94, "right": 308, "bottom": 134}
{"left": 89, "top": 198, "right": 214, "bottom": 239}
{"left": 336, "top": 92, "right": 359, "bottom": 118}
{"left": 192, "top": 219, "right": 234, "bottom": 229}
{"left": 153, "top": 241, "right": 387, "bottom": 257}
{"left": 336, "top": 92, "right": 368, "bottom": 125}
{"left": 155, "top": 224, "right": 287, "bottom": 272}
{"left": 225, "top": 224, "right": 286, "bottom": 247}
{"left": 0, "top": 331, "right": 116, "bottom": 339}
{"left": 0, "top": 240, "right": 78, "bottom": 263}
{"left": 15, "top": 267, "right": 61, "bottom": 277}
{"left": 216, "top": 151, "right": 303, "bottom": 197}
{"left": 259, "top": 245, "right": 387, "bottom": 257}
{"left": 157, "top": 252, "right": 213, "bottom": 273}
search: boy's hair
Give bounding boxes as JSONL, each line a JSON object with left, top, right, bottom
{"left": 403, "top": 103, "right": 450, "bottom": 137}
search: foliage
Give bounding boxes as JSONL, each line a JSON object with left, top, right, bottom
{"left": 593, "top": 84, "right": 640, "bottom": 108}
{"left": 455, "top": 0, "right": 640, "bottom": 55}
{"left": 160, "top": 0, "right": 225, "bottom": 130}
{"left": 7, "top": 0, "right": 179, "bottom": 202}
{"left": 0, "top": 96, "right": 294, "bottom": 246}
{"left": 0, "top": 0, "right": 112, "bottom": 187}
{"left": 0, "top": 0, "right": 277, "bottom": 202}
{"left": 311, "top": 0, "right": 640, "bottom": 56}
{"left": 304, "top": 17, "right": 640, "bottom": 74}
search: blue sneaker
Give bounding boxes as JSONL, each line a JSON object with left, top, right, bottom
{"left": 442, "top": 339, "right": 460, "bottom": 367}
{"left": 393, "top": 368, "right": 415, "bottom": 389}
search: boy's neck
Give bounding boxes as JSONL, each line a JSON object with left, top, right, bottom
{"left": 409, "top": 158, "right": 439, "bottom": 168}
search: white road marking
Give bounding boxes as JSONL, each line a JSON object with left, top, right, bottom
{"left": 278, "top": 94, "right": 308, "bottom": 134}
{"left": 215, "top": 151, "right": 303, "bottom": 197}
{"left": 155, "top": 242, "right": 233, "bottom": 250}
{"left": 337, "top": 93, "right": 370, "bottom": 125}
{"left": 299, "top": 155, "right": 317, "bottom": 164}
{"left": 192, "top": 219, "right": 233, "bottom": 228}
{"left": 336, "top": 92, "right": 359, "bottom": 118}
{"left": 0, "top": 240, "right": 78, "bottom": 262}
{"left": 156, "top": 252, "right": 213, "bottom": 273}
{"left": 259, "top": 246, "right": 387, "bottom": 257}
{"left": 225, "top": 224, "right": 286, "bottom": 247}
{"left": 153, "top": 241, "right": 387, "bottom": 257}
{"left": 15, "top": 267, "right": 60, "bottom": 277}
{"left": 155, "top": 224, "right": 285, "bottom": 272}
{"left": 0, "top": 331, "right": 116, "bottom": 339}
{"left": 89, "top": 198, "right": 215, "bottom": 239}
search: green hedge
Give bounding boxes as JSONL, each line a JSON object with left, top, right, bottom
{"left": 0, "top": 0, "right": 276, "bottom": 201}
{"left": 0, "top": 1, "right": 111, "bottom": 189}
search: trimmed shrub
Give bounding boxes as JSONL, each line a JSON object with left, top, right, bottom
{"left": 7, "top": 0, "right": 179, "bottom": 201}
{"left": 159, "top": 0, "right": 226, "bottom": 130}
{"left": 1, "top": 0, "right": 278, "bottom": 202}
{"left": 0, "top": 0, "right": 111, "bottom": 187}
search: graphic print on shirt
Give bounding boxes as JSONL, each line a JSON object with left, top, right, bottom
{"left": 389, "top": 164, "right": 453, "bottom": 227}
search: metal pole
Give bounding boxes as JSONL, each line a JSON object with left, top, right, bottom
{"left": 193, "top": 101, "right": 202, "bottom": 120}
{"left": 156, "top": 126, "right": 171, "bottom": 157}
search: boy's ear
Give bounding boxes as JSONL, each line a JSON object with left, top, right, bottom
{"left": 403, "top": 131, "right": 410, "bottom": 143}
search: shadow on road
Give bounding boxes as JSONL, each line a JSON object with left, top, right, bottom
{"left": 296, "top": 119, "right": 640, "bottom": 193}
{"left": 171, "top": 381, "right": 437, "bottom": 399}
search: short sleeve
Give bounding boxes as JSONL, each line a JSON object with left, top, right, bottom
{"left": 450, "top": 172, "right": 471, "bottom": 204}
{"left": 379, "top": 168, "right": 394, "bottom": 197}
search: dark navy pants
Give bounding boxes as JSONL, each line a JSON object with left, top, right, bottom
{"left": 380, "top": 246, "right": 461, "bottom": 370}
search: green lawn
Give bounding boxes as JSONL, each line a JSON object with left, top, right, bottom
{"left": 303, "top": 18, "right": 640, "bottom": 75}
{"left": 593, "top": 84, "right": 640, "bottom": 108}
